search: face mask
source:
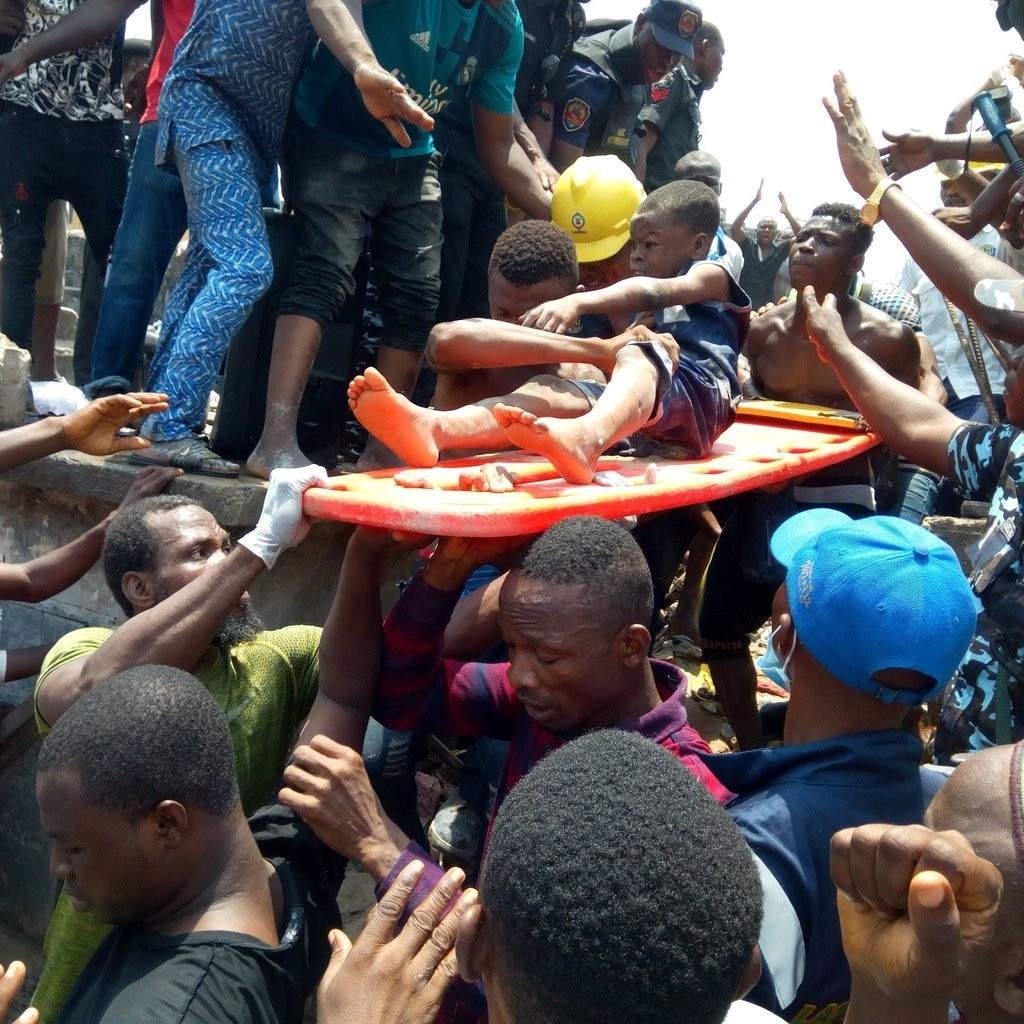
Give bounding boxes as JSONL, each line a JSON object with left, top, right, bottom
{"left": 757, "top": 624, "right": 797, "bottom": 690}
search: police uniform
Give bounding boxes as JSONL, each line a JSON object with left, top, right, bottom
{"left": 638, "top": 64, "right": 703, "bottom": 192}
{"left": 432, "top": 0, "right": 585, "bottom": 323}
{"left": 547, "top": 0, "right": 702, "bottom": 169}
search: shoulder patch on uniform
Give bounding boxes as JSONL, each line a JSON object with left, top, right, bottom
{"left": 679, "top": 10, "right": 700, "bottom": 36}
{"left": 562, "top": 97, "right": 591, "bottom": 132}
{"left": 650, "top": 80, "right": 671, "bottom": 102}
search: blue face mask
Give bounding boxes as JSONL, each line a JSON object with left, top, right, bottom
{"left": 757, "top": 624, "right": 797, "bottom": 691}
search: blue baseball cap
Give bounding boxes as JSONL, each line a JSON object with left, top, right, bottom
{"left": 644, "top": 0, "right": 702, "bottom": 57}
{"left": 770, "top": 510, "right": 979, "bottom": 706}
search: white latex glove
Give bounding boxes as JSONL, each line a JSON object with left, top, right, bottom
{"left": 239, "top": 465, "right": 329, "bottom": 569}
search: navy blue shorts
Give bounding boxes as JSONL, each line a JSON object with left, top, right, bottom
{"left": 570, "top": 341, "right": 735, "bottom": 458}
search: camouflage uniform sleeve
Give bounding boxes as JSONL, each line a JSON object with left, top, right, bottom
{"left": 947, "top": 423, "right": 1024, "bottom": 499}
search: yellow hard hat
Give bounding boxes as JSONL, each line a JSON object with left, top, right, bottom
{"left": 552, "top": 155, "right": 646, "bottom": 264}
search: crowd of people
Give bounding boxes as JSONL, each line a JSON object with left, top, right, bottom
{"left": 4, "top": 0, "right": 1024, "bottom": 1022}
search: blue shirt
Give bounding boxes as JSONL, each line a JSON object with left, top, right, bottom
{"left": 157, "top": 0, "right": 315, "bottom": 168}
{"left": 701, "top": 731, "right": 937, "bottom": 1022}
{"left": 549, "top": 58, "right": 615, "bottom": 148}
{"left": 653, "top": 259, "right": 751, "bottom": 397}
{"left": 293, "top": 0, "right": 522, "bottom": 159}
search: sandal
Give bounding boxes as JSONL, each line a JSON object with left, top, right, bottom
{"left": 126, "top": 436, "right": 240, "bottom": 478}
{"left": 654, "top": 633, "right": 704, "bottom": 662}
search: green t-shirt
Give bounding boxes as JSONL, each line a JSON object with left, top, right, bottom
{"left": 31, "top": 625, "right": 322, "bottom": 1024}
{"left": 292, "top": 0, "right": 522, "bottom": 158}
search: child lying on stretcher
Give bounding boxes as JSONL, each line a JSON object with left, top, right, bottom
{"left": 348, "top": 181, "right": 752, "bottom": 486}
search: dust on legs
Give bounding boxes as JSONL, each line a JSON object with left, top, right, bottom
{"left": 347, "top": 367, "right": 442, "bottom": 467}
{"left": 493, "top": 404, "right": 605, "bottom": 485}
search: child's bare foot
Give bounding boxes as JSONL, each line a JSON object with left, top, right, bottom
{"left": 493, "top": 405, "right": 601, "bottom": 485}
{"left": 458, "top": 464, "right": 519, "bottom": 493}
{"left": 347, "top": 368, "right": 440, "bottom": 467}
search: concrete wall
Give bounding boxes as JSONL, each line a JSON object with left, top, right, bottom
{"left": 0, "top": 458, "right": 410, "bottom": 940}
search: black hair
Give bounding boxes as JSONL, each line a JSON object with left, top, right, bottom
{"left": 674, "top": 150, "right": 722, "bottom": 188}
{"left": 102, "top": 495, "right": 203, "bottom": 616}
{"left": 489, "top": 221, "right": 579, "bottom": 289}
{"left": 638, "top": 180, "right": 720, "bottom": 237}
{"left": 481, "top": 730, "right": 762, "bottom": 1024}
{"left": 519, "top": 516, "right": 654, "bottom": 630}
{"left": 37, "top": 666, "right": 239, "bottom": 819}
{"left": 696, "top": 21, "right": 723, "bottom": 50}
{"left": 122, "top": 37, "right": 151, "bottom": 60}
{"left": 809, "top": 201, "right": 874, "bottom": 256}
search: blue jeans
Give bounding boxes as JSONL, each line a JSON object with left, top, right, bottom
{"left": 88, "top": 120, "right": 188, "bottom": 393}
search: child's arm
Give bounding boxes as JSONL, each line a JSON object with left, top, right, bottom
{"left": 426, "top": 319, "right": 654, "bottom": 376}
{"left": 521, "top": 264, "right": 732, "bottom": 334}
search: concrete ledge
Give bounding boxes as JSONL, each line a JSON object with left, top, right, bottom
{"left": 1, "top": 449, "right": 270, "bottom": 529}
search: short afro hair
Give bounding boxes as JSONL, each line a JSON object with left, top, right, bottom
{"left": 37, "top": 666, "right": 239, "bottom": 819}
{"left": 102, "top": 495, "right": 204, "bottom": 616}
{"left": 809, "top": 201, "right": 874, "bottom": 256}
{"left": 696, "top": 21, "right": 724, "bottom": 50}
{"left": 481, "top": 730, "right": 761, "bottom": 1024}
{"left": 489, "top": 221, "right": 579, "bottom": 289}
{"left": 637, "top": 180, "right": 720, "bottom": 237}
{"left": 674, "top": 150, "right": 722, "bottom": 190}
{"left": 519, "top": 516, "right": 654, "bottom": 630}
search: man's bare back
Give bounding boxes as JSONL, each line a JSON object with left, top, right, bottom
{"left": 744, "top": 295, "right": 921, "bottom": 408}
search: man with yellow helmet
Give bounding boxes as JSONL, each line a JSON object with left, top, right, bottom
{"left": 552, "top": 154, "right": 646, "bottom": 295}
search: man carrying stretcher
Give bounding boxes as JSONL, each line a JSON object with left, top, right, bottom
{"left": 348, "top": 179, "right": 751, "bottom": 485}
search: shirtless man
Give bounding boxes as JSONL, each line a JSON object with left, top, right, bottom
{"left": 743, "top": 202, "right": 920, "bottom": 405}
{"left": 426, "top": 219, "right": 598, "bottom": 414}
{"left": 700, "top": 201, "right": 922, "bottom": 750}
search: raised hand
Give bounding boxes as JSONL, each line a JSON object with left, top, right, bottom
{"left": 60, "top": 392, "right": 170, "bottom": 456}
{"left": 353, "top": 61, "right": 435, "bottom": 149}
{"left": 879, "top": 129, "right": 937, "bottom": 180}
{"left": 822, "top": 71, "right": 886, "bottom": 198}
{"left": 316, "top": 862, "right": 474, "bottom": 1024}
{"left": 832, "top": 823, "right": 1003, "bottom": 1006}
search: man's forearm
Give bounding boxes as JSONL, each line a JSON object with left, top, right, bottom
{"left": 17, "top": 0, "right": 140, "bottom": 65}
{"left": 299, "top": 539, "right": 387, "bottom": 750}
{"left": 306, "top": 0, "right": 376, "bottom": 74}
{"left": 731, "top": 197, "right": 758, "bottom": 241}
{"left": 0, "top": 418, "right": 66, "bottom": 475}
{"left": 781, "top": 207, "right": 802, "bottom": 235}
{"left": 880, "top": 186, "right": 1024, "bottom": 343}
{"left": 427, "top": 319, "right": 619, "bottom": 374}
{"left": 16, "top": 519, "right": 109, "bottom": 603}
{"left": 76, "top": 547, "right": 265, "bottom": 688}
{"left": 481, "top": 126, "right": 552, "bottom": 219}
{"left": 819, "top": 327, "right": 960, "bottom": 476}
{"left": 512, "top": 110, "right": 544, "bottom": 163}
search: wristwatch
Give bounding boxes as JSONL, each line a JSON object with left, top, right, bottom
{"left": 860, "top": 178, "right": 901, "bottom": 226}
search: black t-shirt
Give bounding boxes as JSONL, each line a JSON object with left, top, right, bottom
{"left": 57, "top": 805, "right": 345, "bottom": 1024}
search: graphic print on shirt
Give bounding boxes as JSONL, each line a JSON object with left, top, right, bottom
{"left": 2, "top": 0, "right": 123, "bottom": 120}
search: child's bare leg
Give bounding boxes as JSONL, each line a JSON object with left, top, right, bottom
{"left": 495, "top": 344, "right": 659, "bottom": 484}
{"left": 349, "top": 368, "right": 591, "bottom": 468}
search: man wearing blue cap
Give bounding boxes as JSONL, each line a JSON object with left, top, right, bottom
{"left": 535, "top": 0, "right": 701, "bottom": 172}
{"left": 701, "top": 509, "right": 977, "bottom": 1022}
